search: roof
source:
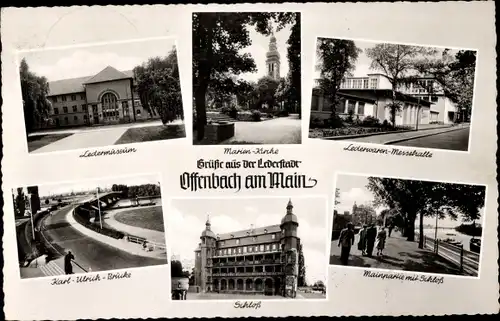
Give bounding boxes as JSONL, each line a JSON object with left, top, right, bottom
{"left": 339, "top": 89, "right": 433, "bottom": 107}
{"left": 217, "top": 224, "right": 281, "bottom": 240}
{"left": 83, "top": 66, "right": 132, "bottom": 85}
{"left": 47, "top": 67, "right": 135, "bottom": 97}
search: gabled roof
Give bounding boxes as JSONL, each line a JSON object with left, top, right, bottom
{"left": 217, "top": 224, "right": 281, "bottom": 240}
{"left": 47, "top": 67, "right": 135, "bottom": 97}
{"left": 83, "top": 66, "right": 132, "bottom": 85}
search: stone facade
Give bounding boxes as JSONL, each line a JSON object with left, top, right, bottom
{"left": 194, "top": 199, "right": 300, "bottom": 297}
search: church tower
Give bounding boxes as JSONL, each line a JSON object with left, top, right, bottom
{"left": 198, "top": 215, "right": 216, "bottom": 292}
{"left": 280, "top": 198, "right": 300, "bottom": 298}
{"left": 266, "top": 31, "right": 281, "bottom": 80}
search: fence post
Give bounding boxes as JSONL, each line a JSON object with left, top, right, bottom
{"left": 459, "top": 244, "right": 464, "bottom": 274}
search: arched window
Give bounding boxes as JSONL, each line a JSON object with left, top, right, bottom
{"left": 101, "top": 92, "right": 119, "bottom": 120}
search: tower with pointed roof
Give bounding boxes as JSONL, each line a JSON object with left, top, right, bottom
{"left": 266, "top": 31, "right": 281, "bottom": 80}
{"left": 280, "top": 198, "right": 300, "bottom": 297}
{"left": 195, "top": 215, "right": 216, "bottom": 292}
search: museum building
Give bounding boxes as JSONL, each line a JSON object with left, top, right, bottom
{"left": 194, "top": 199, "right": 300, "bottom": 297}
{"left": 46, "top": 66, "right": 156, "bottom": 128}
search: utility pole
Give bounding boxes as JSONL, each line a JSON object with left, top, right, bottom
{"left": 27, "top": 193, "right": 35, "bottom": 240}
{"left": 434, "top": 210, "right": 439, "bottom": 253}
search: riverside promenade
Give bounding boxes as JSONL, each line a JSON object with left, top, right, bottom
{"left": 330, "top": 233, "right": 467, "bottom": 276}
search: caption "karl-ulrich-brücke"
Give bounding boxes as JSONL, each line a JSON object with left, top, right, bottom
{"left": 50, "top": 271, "right": 131, "bottom": 285}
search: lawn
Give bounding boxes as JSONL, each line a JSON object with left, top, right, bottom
{"left": 114, "top": 206, "right": 165, "bottom": 232}
{"left": 115, "top": 124, "right": 186, "bottom": 144}
{"left": 27, "top": 133, "right": 73, "bottom": 152}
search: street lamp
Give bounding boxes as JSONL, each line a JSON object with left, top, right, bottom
{"left": 96, "top": 187, "right": 103, "bottom": 229}
{"left": 26, "top": 193, "right": 35, "bottom": 240}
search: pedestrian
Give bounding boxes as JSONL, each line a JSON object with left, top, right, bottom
{"left": 388, "top": 224, "right": 394, "bottom": 238}
{"left": 365, "top": 224, "right": 377, "bottom": 257}
{"left": 64, "top": 251, "right": 75, "bottom": 275}
{"left": 376, "top": 227, "right": 388, "bottom": 256}
{"left": 142, "top": 240, "right": 148, "bottom": 251}
{"left": 338, "top": 223, "right": 355, "bottom": 265}
{"left": 358, "top": 225, "right": 368, "bottom": 255}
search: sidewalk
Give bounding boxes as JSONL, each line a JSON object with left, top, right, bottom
{"left": 20, "top": 255, "right": 87, "bottom": 278}
{"left": 101, "top": 206, "right": 166, "bottom": 244}
{"left": 65, "top": 207, "right": 166, "bottom": 259}
{"left": 330, "top": 233, "right": 463, "bottom": 275}
{"left": 325, "top": 123, "right": 469, "bottom": 145}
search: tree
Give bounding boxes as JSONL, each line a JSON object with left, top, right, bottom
{"left": 297, "top": 243, "right": 306, "bottom": 287}
{"left": 19, "top": 58, "right": 53, "bottom": 133}
{"left": 192, "top": 12, "right": 299, "bottom": 140}
{"left": 315, "top": 38, "right": 361, "bottom": 116}
{"left": 133, "top": 48, "right": 183, "bottom": 125}
{"left": 365, "top": 44, "right": 437, "bottom": 127}
{"left": 44, "top": 199, "right": 50, "bottom": 205}
{"left": 15, "top": 188, "right": 27, "bottom": 218}
{"left": 171, "top": 260, "right": 184, "bottom": 277}
{"left": 366, "top": 177, "right": 485, "bottom": 248}
{"left": 414, "top": 49, "right": 476, "bottom": 122}
{"left": 255, "top": 76, "right": 280, "bottom": 109}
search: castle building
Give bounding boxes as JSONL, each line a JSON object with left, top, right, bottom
{"left": 43, "top": 66, "right": 156, "bottom": 129}
{"left": 194, "top": 199, "right": 300, "bottom": 297}
{"left": 266, "top": 32, "right": 281, "bottom": 80}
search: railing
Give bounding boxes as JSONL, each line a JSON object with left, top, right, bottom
{"left": 126, "top": 235, "right": 166, "bottom": 252}
{"left": 214, "top": 259, "right": 281, "bottom": 267}
{"left": 418, "top": 233, "right": 480, "bottom": 276}
{"left": 213, "top": 249, "right": 281, "bottom": 258}
{"left": 212, "top": 271, "right": 281, "bottom": 277}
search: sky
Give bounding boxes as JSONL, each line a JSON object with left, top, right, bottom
{"left": 18, "top": 37, "right": 177, "bottom": 81}
{"left": 32, "top": 174, "right": 161, "bottom": 197}
{"left": 238, "top": 21, "right": 292, "bottom": 83}
{"left": 314, "top": 38, "right": 461, "bottom": 80}
{"left": 169, "top": 197, "right": 328, "bottom": 285}
{"left": 334, "top": 174, "right": 484, "bottom": 228}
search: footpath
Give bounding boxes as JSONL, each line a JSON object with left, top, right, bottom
{"left": 66, "top": 208, "right": 166, "bottom": 259}
{"left": 330, "top": 233, "right": 463, "bottom": 275}
{"left": 325, "top": 123, "right": 469, "bottom": 145}
{"left": 21, "top": 255, "right": 87, "bottom": 278}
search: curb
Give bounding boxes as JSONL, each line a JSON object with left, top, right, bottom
{"left": 384, "top": 126, "right": 470, "bottom": 145}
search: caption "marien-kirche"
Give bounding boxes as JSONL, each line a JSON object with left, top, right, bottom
{"left": 180, "top": 158, "right": 318, "bottom": 192}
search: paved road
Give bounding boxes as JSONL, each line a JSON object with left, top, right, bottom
{"left": 223, "top": 115, "right": 301, "bottom": 144}
{"left": 393, "top": 127, "right": 470, "bottom": 151}
{"left": 41, "top": 205, "right": 167, "bottom": 273}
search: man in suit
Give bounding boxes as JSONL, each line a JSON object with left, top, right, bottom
{"left": 64, "top": 251, "right": 75, "bottom": 275}
{"left": 366, "top": 224, "right": 377, "bottom": 257}
{"left": 338, "top": 223, "right": 355, "bottom": 265}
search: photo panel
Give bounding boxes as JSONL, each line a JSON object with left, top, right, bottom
{"left": 331, "top": 172, "right": 486, "bottom": 278}
{"left": 12, "top": 173, "right": 168, "bottom": 280}
{"left": 168, "top": 196, "right": 328, "bottom": 300}
{"left": 309, "top": 37, "right": 477, "bottom": 153}
{"left": 18, "top": 36, "right": 186, "bottom": 154}
{"left": 192, "top": 12, "right": 302, "bottom": 145}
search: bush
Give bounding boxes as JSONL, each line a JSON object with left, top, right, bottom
{"left": 274, "top": 110, "right": 289, "bottom": 117}
{"left": 361, "top": 116, "right": 380, "bottom": 127}
{"left": 267, "top": 113, "right": 274, "bottom": 119}
{"left": 325, "top": 113, "right": 344, "bottom": 129}
{"left": 251, "top": 110, "right": 262, "bottom": 121}
{"left": 228, "top": 106, "right": 238, "bottom": 119}
{"left": 309, "top": 117, "right": 324, "bottom": 129}
{"left": 429, "top": 121, "right": 444, "bottom": 125}
{"left": 382, "top": 119, "right": 390, "bottom": 128}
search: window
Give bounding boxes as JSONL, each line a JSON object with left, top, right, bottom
{"left": 272, "top": 244, "right": 277, "bottom": 250}
{"left": 264, "top": 229, "right": 268, "bottom": 234}
{"left": 136, "top": 109, "right": 141, "bottom": 115}
{"left": 63, "top": 106, "right": 68, "bottom": 113}
{"left": 64, "top": 116, "right": 69, "bottom": 124}
{"left": 334, "top": 98, "right": 345, "bottom": 113}
{"left": 54, "top": 108, "right": 59, "bottom": 115}
{"left": 281, "top": 229, "right": 285, "bottom": 235}
{"left": 83, "top": 115, "right": 87, "bottom": 119}
{"left": 235, "top": 239, "right": 240, "bottom": 245}
{"left": 363, "top": 78, "right": 369, "bottom": 89}
{"left": 243, "top": 247, "right": 247, "bottom": 253}
{"left": 248, "top": 246, "right": 252, "bottom": 253}
{"left": 220, "top": 241, "right": 225, "bottom": 246}
{"left": 80, "top": 94, "right": 85, "bottom": 100}
{"left": 82, "top": 105, "right": 87, "bottom": 111}
{"left": 92, "top": 105, "right": 98, "bottom": 113}
{"left": 271, "top": 234, "right": 276, "bottom": 240}
{"left": 62, "top": 96, "right": 67, "bottom": 102}
{"left": 347, "top": 100, "right": 356, "bottom": 114}
{"left": 252, "top": 236, "right": 256, "bottom": 242}
{"left": 254, "top": 246, "right": 258, "bottom": 252}
{"left": 357, "top": 102, "right": 365, "bottom": 115}
{"left": 74, "top": 115, "right": 78, "bottom": 121}
{"left": 265, "top": 245, "right": 270, "bottom": 251}
{"left": 71, "top": 94, "right": 76, "bottom": 101}
{"left": 369, "top": 78, "right": 378, "bottom": 89}
{"left": 72, "top": 105, "right": 77, "bottom": 112}
{"left": 259, "top": 245, "right": 264, "bottom": 252}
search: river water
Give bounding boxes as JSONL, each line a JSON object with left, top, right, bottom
{"left": 416, "top": 227, "right": 478, "bottom": 250}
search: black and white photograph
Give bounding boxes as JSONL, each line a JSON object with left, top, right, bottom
{"left": 309, "top": 38, "right": 477, "bottom": 152}
{"left": 169, "top": 197, "right": 327, "bottom": 300}
{"left": 192, "top": 12, "right": 301, "bottom": 145}
{"left": 19, "top": 37, "right": 185, "bottom": 154}
{"left": 331, "top": 173, "right": 485, "bottom": 277}
{"left": 13, "top": 174, "right": 167, "bottom": 279}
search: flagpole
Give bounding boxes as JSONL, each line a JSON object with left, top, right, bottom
{"left": 97, "top": 187, "right": 102, "bottom": 229}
